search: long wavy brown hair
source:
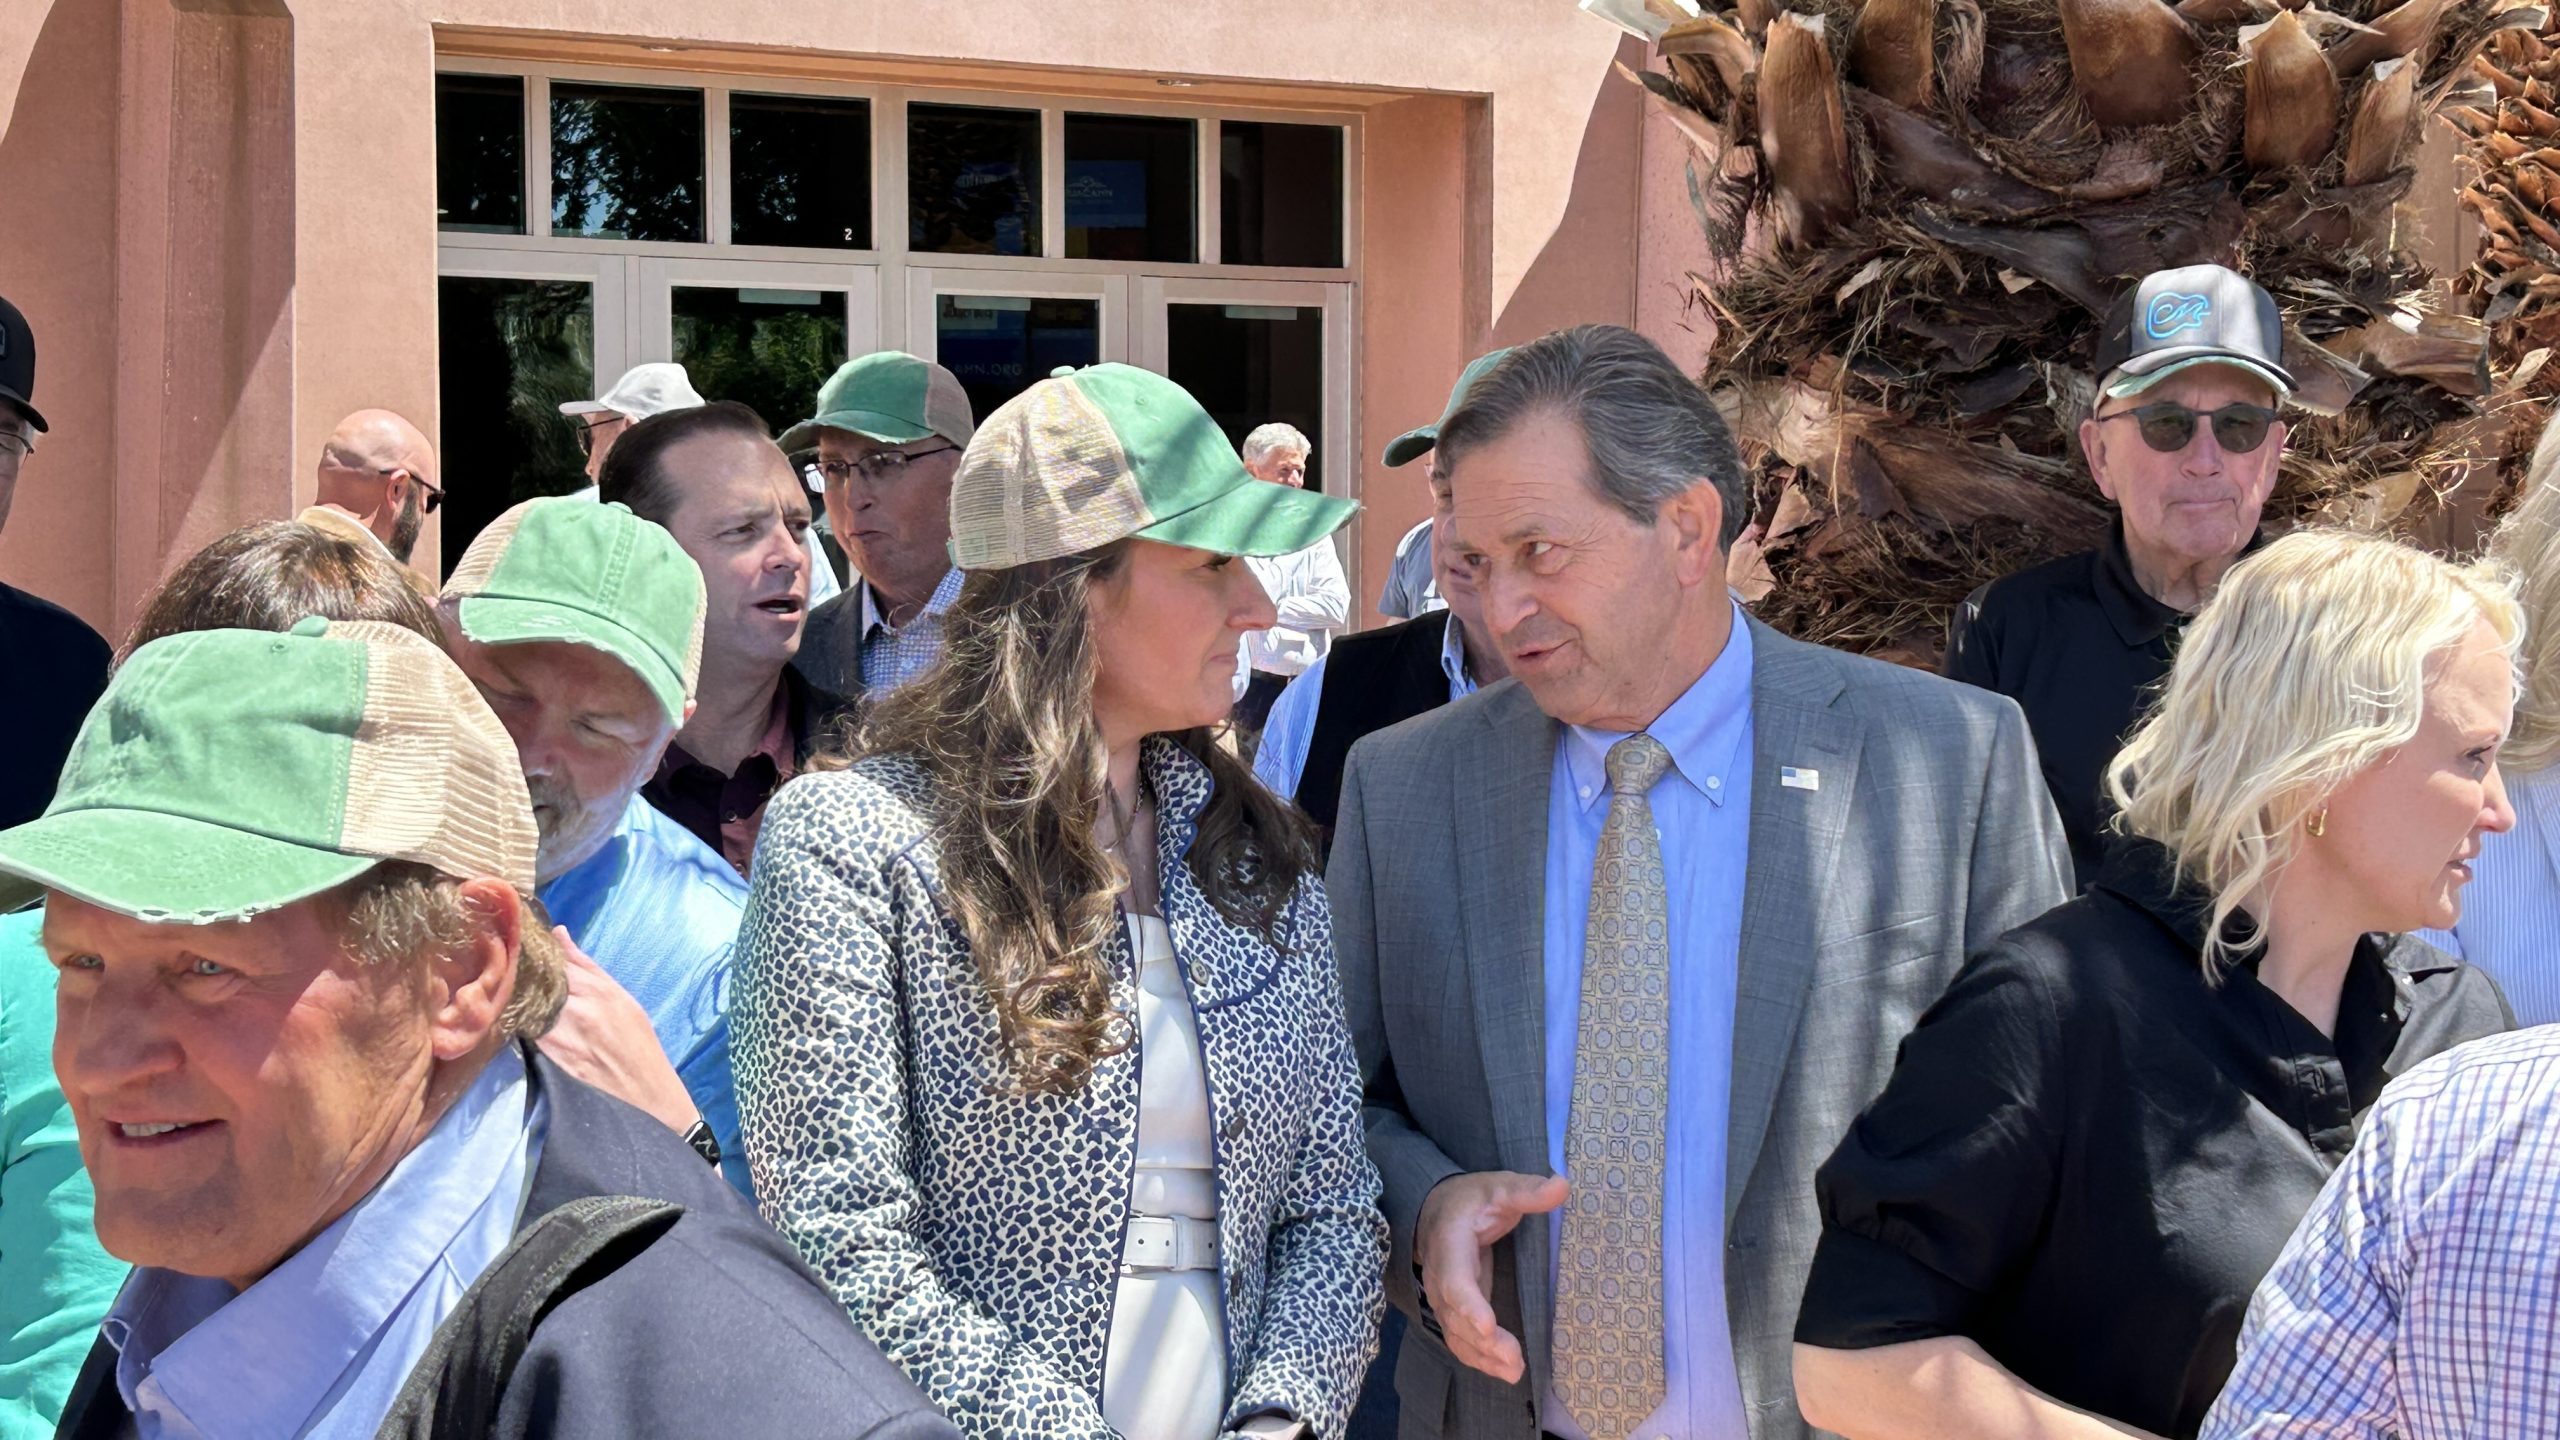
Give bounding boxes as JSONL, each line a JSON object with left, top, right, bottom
{"left": 815, "top": 542, "right": 1318, "bottom": 1094}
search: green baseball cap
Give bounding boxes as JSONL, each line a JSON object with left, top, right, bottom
{"left": 779, "top": 351, "right": 977, "bottom": 454}
{"left": 0, "top": 618, "right": 539, "bottom": 922}
{"left": 441, "top": 497, "right": 705, "bottom": 728}
{"left": 1381, "top": 347, "right": 1514, "bottom": 468}
{"left": 948, "top": 364, "right": 1357, "bottom": 570}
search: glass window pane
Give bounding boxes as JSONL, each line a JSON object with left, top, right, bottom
{"left": 1166, "top": 302, "right": 1327, "bottom": 491}
{"left": 436, "top": 276, "right": 595, "bottom": 568}
{"left": 437, "top": 74, "right": 525, "bottom": 234}
{"left": 934, "top": 295, "right": 1099, "bottom": 420}
{"left": 1220, "top": 122, "right": 1345, "bottom": 269}
{"left": 550, "top": 82, "right": 704, "bottom": 242}
{"left": 908, "top": 104, "right": 1040, "bottom": 257}
{"left": 731, "top": 93, "right": 872, "bottom": 249}
{"left": 1064, "top": 113, "right": 1195, "bottom": 263}
{"left": 672, "top": 287, "right": 850, "bottom": 436}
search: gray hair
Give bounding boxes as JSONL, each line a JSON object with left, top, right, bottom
{"left": 1240, "top": 422, "right": 1312, "bottom": 467}
{"left": 1434, "top": 324, "right": 1749, "bottom": 548}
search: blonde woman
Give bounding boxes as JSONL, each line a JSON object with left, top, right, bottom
{"left": 732, "top": 365, "right": 1385, "bottom": 1440}
{"left": 1791, "top": 529, "right": 2517, "bottom": 1440}
{"left": 2418, "top": 411, "right": 2560, "bottom": 1023}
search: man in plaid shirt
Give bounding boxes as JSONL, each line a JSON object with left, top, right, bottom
{"left": 2202, "top": 1025, "right": 2560, "bottom": 1437}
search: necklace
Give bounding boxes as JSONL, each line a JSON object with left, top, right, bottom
{"left": 1100, "top": 776, "right": 1145, "bottom": 854}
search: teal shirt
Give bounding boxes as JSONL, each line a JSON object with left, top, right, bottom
{"left": 0, "top": 906, "right": 125, "bottom": 1439}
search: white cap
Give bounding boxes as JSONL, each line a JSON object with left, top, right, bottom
{"left": 560, "top": 362, "right": 706, "bottom": 420}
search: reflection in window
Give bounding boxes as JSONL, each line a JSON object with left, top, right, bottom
{"left": 1167, "top": 303, "right": 1326, "bottom": 491}
{"left": 1221, "top": 121, "right": 1346, "bottom": 269}
{"left": 732, "top": 93, "right": 872, "bottom": 249}
{"left": 551, "top": 83, "right": 705, "bottom": 242}
{"left": 673, "top": 287, "right": 850, "bottom": 436}
{"left": 436, "top": 74, "right": 525, "bottom": 234}
{"left": 909, "top": 104, "right": 1040, "bottom": 257}
{"left": 436, "top": 277, "right": 595, "bottom": 567}
{"left": 934, "top": 295, "right": 1099, "bottom": 420}
{"left": 1064, "top": 114, "right": 1195, "bottom": 263}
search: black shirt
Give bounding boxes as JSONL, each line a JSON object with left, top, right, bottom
{"left": 1794, "top": 842, "right": 2513, "bottom": 1439}
{"left": 1298, "top": 609, "right": 1457, "bottom": 840}
{"left": 0, "top": 580, "right": 109, "bottom": 829}
{"left": 1942, "top": 526, "right": 2261, "bottom": 888}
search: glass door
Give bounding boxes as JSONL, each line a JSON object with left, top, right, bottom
{"left": 435, "top": 248, "right": 630, "bottom": 567}
{"left": 1137, "top": 276, "right": 1356, "bottom": 565}
{"left": 903, "top": 268, "right": 1130, "bottom": 422}
{"left": 635, "top": 257, "right": 881, "bottom": 435}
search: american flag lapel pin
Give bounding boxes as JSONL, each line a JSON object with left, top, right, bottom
{"left": 1780, "top": 766, "right": 1820, "bottom": 792}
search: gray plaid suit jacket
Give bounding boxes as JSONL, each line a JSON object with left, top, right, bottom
{"left": 1332, "top": 616, "right": 2072, "bottom": 1440}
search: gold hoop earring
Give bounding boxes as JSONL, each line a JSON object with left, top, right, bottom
{"left": 2307, "top": 809, "right": 2327, "bottom": 838}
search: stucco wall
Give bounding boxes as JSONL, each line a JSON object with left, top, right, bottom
{"left": 0, "top": 0, "right": 1669, "bottom": 631}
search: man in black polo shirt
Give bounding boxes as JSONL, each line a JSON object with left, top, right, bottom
{"left": 1943, "top": 264, "right": 2292, "bottom": 886}
{"left": 0, "top": 293, "right": 110, "bottom": 829}
{"left": 1254, "top": 350, "right": 1513, "bottom": 841}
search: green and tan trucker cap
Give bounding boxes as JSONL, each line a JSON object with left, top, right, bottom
{"left": 1381, "top": 347, "right": 1515, "bottom": 468}
{"left": 779, "top": 351, "right": 977, "bottom": 453}
{"left": 443, "top": 496, "right": 706, "bottom": 728}
{"left": 0, "top": 618, "right": 538, "bottom": 922}
{"left": 947, "top": 363, "right": 1356, "bottom": 571}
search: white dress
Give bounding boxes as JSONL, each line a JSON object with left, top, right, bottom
{"left": 1100, "top": 914, "right": 1230, "bottom": 1440}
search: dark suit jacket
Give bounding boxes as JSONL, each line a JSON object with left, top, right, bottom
{"left": 53, "top": 1050, "right": 956, "bottom": 1440}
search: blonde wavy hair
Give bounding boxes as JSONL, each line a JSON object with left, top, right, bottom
{"left": 2107, "top": 528, "right": 2523, "bottom": 974}
{"left": 2493, "top": 410, "right": 2560, "bottom": 774}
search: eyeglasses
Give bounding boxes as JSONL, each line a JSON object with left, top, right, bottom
{"left": 2096, "top": 401, "right": 2281, "bottom": 455}
{"left": 816, "top": 441, "right": 959, "bottom": 486}
{"left": 407, "top": 471, "right": 445, "bottom": 515}
{"left": 573, "top": 415, "right": 625, "bottom": 460}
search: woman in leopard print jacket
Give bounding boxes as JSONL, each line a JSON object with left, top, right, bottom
{"left": 732, "top": 366, "right": 1386, "bottom": 1440}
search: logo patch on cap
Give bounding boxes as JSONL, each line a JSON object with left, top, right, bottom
{"left": 2145, "top": 293, "right": 2213, "bottom": 342}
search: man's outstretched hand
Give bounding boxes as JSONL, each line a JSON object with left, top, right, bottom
{"left": 1415, "top": 1170, "right": 1572, "bottom": 1383}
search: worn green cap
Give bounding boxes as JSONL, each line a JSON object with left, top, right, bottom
{"left": 779, "top": 351, "right": 977, "bottom": 454}
{"left": 442, "top": 497, "right": 705, "bottom": 729}
{"left": 1382, "top": 348, "right": 1514, "bottom": 468}
{"left": 947, "top": 364, "right": 1356, "bottom": 570}
{"left": 0, "top": 619, "right": 538, "bottom": 922}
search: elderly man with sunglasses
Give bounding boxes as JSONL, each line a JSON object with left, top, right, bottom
{"left": 1943, "top": 264, "right": 2293, "bottom": 887}
{"left": 303, "top": 408, "right": 443, "bottom": 596}
{"left": 786, "top": 352, "right": 976, "bottom": 703}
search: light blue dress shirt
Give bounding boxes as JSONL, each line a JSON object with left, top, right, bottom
{"left": 539, "top": 791, "right": 752, "bottom": 1194}
{"left": 1542, "top": 608, "right": 1755, "bottom": 1440}
{"left": 2416, "top": 764, "right": 2560, "bottom": 1026}
{"left": 101, "top": 1045, "right": 543, "bottom": 1440}
{"left": 855, "top": 566, "right": 965, "bottom": 695}
{"left": 1252, "top": 616, "right": 1479, "bottom": 800}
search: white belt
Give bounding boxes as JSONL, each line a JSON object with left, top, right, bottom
{"left": 1121, "top": 1214, "right": 1220, "bottom": 1273}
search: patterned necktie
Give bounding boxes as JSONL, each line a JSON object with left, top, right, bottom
{"left": 1553, "top": 733, "right": 1673, "bottom": 1440}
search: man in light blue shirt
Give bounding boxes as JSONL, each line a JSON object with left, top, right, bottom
{"left": 1334, "top": 326, "right": 2071, "bottom": 1440}
{"left": 1537, "top": 608, "right": 1755, "bottom": 1437}
{"left": 442, "top": 496, "right": 756, "bottom": 1192}
{"left": 12, "top": 618, "right": 953, "bottom": 1440}
{"left": 100, "top": 1046, "right": 540, "bottom": 1437}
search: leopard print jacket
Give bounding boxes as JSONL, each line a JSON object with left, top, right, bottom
{"left": 733, "top": 737, "right": 1387, "bottom": 1440}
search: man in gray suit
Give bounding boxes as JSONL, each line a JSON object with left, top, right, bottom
{"left": 1332, "top": 325, "right": 2072, "bottom": 1440}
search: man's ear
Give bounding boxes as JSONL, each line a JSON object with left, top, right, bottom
{"left": 2079, "top": 417, "right": 2119, "bottom": 503}
{"left": 1664, "top": 481, "right": 1726, "bottom": 588}
{"left": 426, "top": 877, "right": 522, "bottom": 1062}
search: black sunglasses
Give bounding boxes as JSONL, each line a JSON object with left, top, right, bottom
{"left": 2097, "top": 401, "right": 2280, "bottom": 456}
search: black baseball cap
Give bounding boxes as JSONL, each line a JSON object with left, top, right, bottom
{"left": 2093, "top": 264, "right": 2294, "bottom": 402}
{"left": 0, "top": 295, "right": 43, "bottom": 432}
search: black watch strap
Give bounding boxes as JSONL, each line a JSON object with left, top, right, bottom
{"left": 680, "top": 1119, "right": 721, "bottom": 1169}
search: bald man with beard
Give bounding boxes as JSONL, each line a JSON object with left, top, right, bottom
{"left": 303, "top": 408, "right": 442, "bottom": 594}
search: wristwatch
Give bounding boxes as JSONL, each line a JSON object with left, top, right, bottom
{"left": 680, "top": 1119, "right": 722, "bottom": 1170}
